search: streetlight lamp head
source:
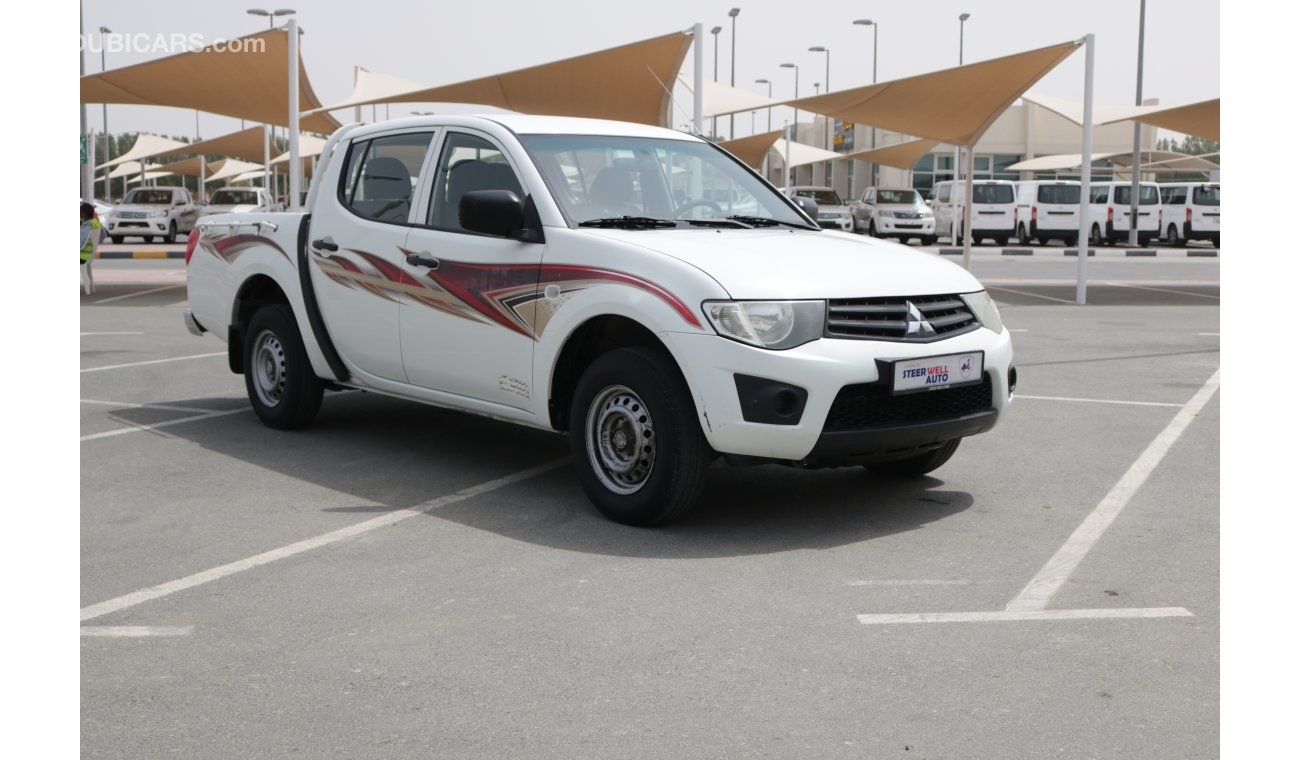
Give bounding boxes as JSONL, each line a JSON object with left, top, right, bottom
{"left": 246, "top": 8, "right": 270, "bottom": 16}
{"left": 754, "top": 78, "right": 769, "bottom": 83}
{"left": 711, "top": 26, "right": 722, "bottom": 34}
{"left": 273, "top": 8, "right": 296, "bottom": 15}
{"left": 99, "top": 26, "right": 111, "bottom": 33}
{"left": 809, "top": 46, "right": 826, "bottom": 52}
{"left": 959, "top": 12, "right": 971, "bottom": 21}
{"left": 728, "top": 7, "right": 740, "bottom": 17}
{"left": 853, "top": 19, "right": 874, "bottom": 26}
{"left": 780, "top": 63, "right": 796, "bottom": 68}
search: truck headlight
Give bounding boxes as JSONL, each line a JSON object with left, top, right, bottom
{"left": 919, "top": 209, "right": 934, "bottom": 218}
{"left": 961, "top": 290, "right": 1004, "bottom": 333}
{"left": 703, "top": 300, "right": 825, "bottom": 350}
{"left": 878, "top": 210, "right": 894, "bottom": 218}
{"left": 148, "top": 210, "right": 168, "bottom": 218}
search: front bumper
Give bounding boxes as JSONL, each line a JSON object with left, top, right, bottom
{"left": 818, "top": 217, "right": 854, "bottom": 232}
{"left": 107, "top": 219, "right": 170, "bottom": 234}
{"left": 662, "top": 327, "right": 1014, "bottom": 462}
{"left": 877, "top": 217, "right": 935, "bottom": 235}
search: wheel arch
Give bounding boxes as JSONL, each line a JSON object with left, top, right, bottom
{"left": 228, "top": 273, "right": 292, "bottom": 374}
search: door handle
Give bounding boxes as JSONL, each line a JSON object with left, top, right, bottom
{"left": 405, "top": 252, "right": 439, "bottom": 269}
{"left": 312, "top": 237, "right": 338, "bottom": 252}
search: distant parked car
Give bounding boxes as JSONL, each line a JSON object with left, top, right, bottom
{"left": 782, "top": 186, "right": 853, "bottom": 232}
{"left": 1158, "top": 182, "right": 1219, "bottom": 247}
{"left": 201, "top": 187, "right": 276, "bottom": 216}
{"left": 105, "top": 187, "right": 200, "bottom": 244}
{"left": 852, "top": 186, "right": 936, "bottom": 244}
{"left": 1086, "top": 181, "right": 1162, "bottom": 247}
{"left": 933, "top": 180, "right": 1016, "bottom": 246}
{"left": 1014, "top": 181, "right": 1081, "bottom": 246}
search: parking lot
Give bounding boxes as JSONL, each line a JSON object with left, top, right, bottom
{"left": 81, "top": 255, "right": 1218, "bottom": 758}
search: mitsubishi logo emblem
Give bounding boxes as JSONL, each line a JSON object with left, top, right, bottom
{"left": 904, "top": 301, "right": 937, "bottom": 337}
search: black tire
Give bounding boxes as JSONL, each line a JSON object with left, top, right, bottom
{"left": 1017, "top": 223, "right": 1030, "bottom": 246}
{"left": 995, "top": 236, "right": 1010, "bottom": 247}
{"left": 922, "top": 235, "right": 938, "bottom": 246}
{"left": 1212, "top": 234, "right": 1220, "bottom": 248}
{"left": 1064, "top": 235, "right": 1079, "bottom": 247}
{"left": 166, "top": 221, "right": 177, "bottom": 244}
{"left": 1090, "top": 224, "right": 1103, "bottom": 247}
{"left": 243, "top": 303, "right": 324, "bottom": 430}
{"left": 143, "top": 236, "right": 154, "bottom": 243}
{"left": 1036, "top": 236, "right": 1048, "bottom": 246}
{"left": 867, "top": 220, "right": 878, "bottom": 238}
{"left": 866, "top": 439, "right": 962, "bottom": 478}
{"left": 110, "top": 235, "right": 123, "bottom": 245}
{"left": 569, "top": 347, "right": 710, "bottom": 526}
{"left": 1168, "top": 224, "right": 1186, "bottom": 248}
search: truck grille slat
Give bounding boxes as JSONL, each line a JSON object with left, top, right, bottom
{"left": 824, "top": 375, "right": 994, "bottom": 431}
{"left": 826, "top": 293, "right": 979, "bottom": 341}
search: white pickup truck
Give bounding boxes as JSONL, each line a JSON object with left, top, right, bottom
{"left": 184, "top": 115, "right": 1015, "bottom": 525}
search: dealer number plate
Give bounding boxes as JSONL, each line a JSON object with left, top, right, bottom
{"left": 892, "top": 352, "right": 984, "bottom": 394}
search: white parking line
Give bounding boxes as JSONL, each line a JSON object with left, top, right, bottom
{"left": 80, "top": 408, "right": 248, "bottom": 441}
{"left": 1005, "top": 368, "right": 1220, "bottom": 612}
{"left": 1015, "top": 394, "right": 1182, "bottom": 408}
{"left": 80, "top": 331, "right": 144, "bottom": 336}
{"left": 1198, "top": 332, "right": 1219, "bottom": 337}
{"left": 985, "top": 286, "right": 1076, "bottom": 305}
{"left": 847, "top": 579, "right": 974, "bottom": 586}
{"left": 81, "top": 352, "right": 224, "bottom": 373}
{"left": 857, "top": 607, "right": 1193, "bottom": 625}
{"left": 1102, "top": 281, "right": 1220, "bottom": 300}
{"left": 89, "top": 284, "right": 186, "bottom": 305}
{"left": 79, "top": 459, "right": 569, "bottom": 622}
{"left": 81, "top": 398, "right": 216, "bottom": 414}
{"left": 80, "top": 626, "right": 194, "bottom": 637}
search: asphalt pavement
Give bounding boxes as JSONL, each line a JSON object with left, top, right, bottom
{"left": 81, "top": 257, "right": 1219, "bottom": 759}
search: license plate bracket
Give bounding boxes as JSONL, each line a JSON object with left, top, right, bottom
{"left": 889, "top": 351, "right": 985, "bottom": 395}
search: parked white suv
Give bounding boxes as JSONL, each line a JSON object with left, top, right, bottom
{"left": 853, "top": 187, "right": 936, "bottom": 245}
{"left": 1158, "top": 182, "right": 1219, "bottom": 247}
{"left": 184, "top": 115, "right": 1014, "bottom": 525}
{"left": 106, "top": 186, "right": 200, "bottom": 244}
{"left": 933, "top": 180, "right": 1017, "bottom": 246}
{"left": 784, "top": 186, "right": 853, "bottom": 232}
{"left": 201, "top": 187, "right": 277, "bottom": 216}
{"left": 1086, "top": 181, "right": 1162, "bottom": 247}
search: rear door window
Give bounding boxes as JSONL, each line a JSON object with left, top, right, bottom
{"left": 339, "top": 132, "right": 436, "bottom": 224}
{"left": 1037, "top": 185, "right": 1080, "bottom": 204}
{"left": 972, "top": 184, "right": 1013, "bottom": 204}
{"left": 1114, "top": 186, "right": 1159, "bottom": 205}
{"left": 1193, "top": 185, "right": 1220, "bottom": 206}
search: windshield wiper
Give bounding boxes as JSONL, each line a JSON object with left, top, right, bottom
{"left": 725, "top": 215, "right": 816, "bottom": 229}
{"left": 578, "top": 216, "right": 679, "bottom": 229}
{"left": 683, "top": 217, "right": 752, "bottom": 229}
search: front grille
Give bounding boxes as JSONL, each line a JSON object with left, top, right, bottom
{"left": 824, "top": 374, "right": 993, "bottom": 431}
{"left": 826, "top": 293, "right": 979, "bottom": 341}
{"left": 894, "top": 211, "right": 923, "bottom": 219}
{"left": 116, "top": 211, "right": 148, "bottom": 219}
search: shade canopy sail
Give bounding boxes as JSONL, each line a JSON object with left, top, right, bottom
{"left": 1019, "top": 91, "right": 1143, "bottom": 126}
{"left": 841, "top": 138, "right": 943, "bottom": 171}
{"left": 305, "top": 31, "right": 693, "bottom": 126}
{"left": 769, "top": 139, "right": 843, "bottom": 169}
{"left": 80, "top": 29, "right": 340, "bottom": 133}
{"left": 307, "top": 67, "right": 433, "bottom": 115}
{"left": 125, "top": 171, "right": 174, "bottom": 185}
{"left": 228, "top": 170, "right": 267, "bottom": 185}
{"left": 717, "top": 130, "right": 784, "bottom": 168}
{"left": 1005, "top": 149, "right": 1219, "bottom": 172}
{"left": 271, "top": 133, "right": 329, "bottom": 163}
{"left": 676, "top": 74, "right": 781, "bottom": 119}
{"left": 751, "top": 40, "right": 1081, "bottom": 147}
{"left": 96, "top": 133, "right": 191, "bottom": 170}
{"left": 156, "top": 156, "right": 212, "bottom": 178}
{"left": 1099, "top": 98, "right": 1219, "bottom": 141}
{"left": 154, "top": 126, "right": 275, "bottom": 163}
{"left": 206, "top": 159, "right": 265, "bottom": 183}
{"left": 107, "top": 161, "right": 164, "bottom": 179}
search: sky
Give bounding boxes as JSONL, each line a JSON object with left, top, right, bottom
{"left": 80, "top": 0, "right": 1220, "bottom": 141}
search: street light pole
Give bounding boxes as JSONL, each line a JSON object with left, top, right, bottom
{"left": 955, "top": 12, "right": 970, "bottom": 245}
{"left": 248, "top": 9, "right": 296, "bottom": 202}
{"left": 755, "top": 78, "right": 772, "bottom": 132}
{"left": 711, "top": 26, "right": 721, "bottom": 138}
{"left": 1129, "top": 0, "right": 1147, "bottom": 246}
{"left": 809, "top": 46, "right": 831, "bottom": 187}
{"left": 728, "top": 8, "right": 740, "bottom": 140}
{"left": 852, "top": 20, "right": 880, "bottom": 193}
{"left": 99, "top": 26, "right": 112, "bottom": 201}
{"left": 780, "top": 63, "right": 799, "bottom": 186}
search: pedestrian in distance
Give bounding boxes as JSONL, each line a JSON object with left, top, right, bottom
{"left": 80, "top": 201, "right": 102, "bottom": 295}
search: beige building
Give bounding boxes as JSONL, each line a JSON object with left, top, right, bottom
{"left": 771, "top": 99, "right": 1158, "bottom": 200}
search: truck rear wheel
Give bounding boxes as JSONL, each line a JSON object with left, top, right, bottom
{"left": 244, "top": 303, "right": 324, "bottom": 430}
{"left": 866, "top": 439, "right": 961, "bottom": 478}
{"left": 569, "top": 347, "right": 710, "bottom": 526}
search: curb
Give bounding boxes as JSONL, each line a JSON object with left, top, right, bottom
{"left": 96, "top": 250, "right": 185, "bottom": 259}
{"left": 1125, "top": 249, "right": 1158, "bottom": 257}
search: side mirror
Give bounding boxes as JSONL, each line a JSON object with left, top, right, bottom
{"left": 460, "top": 190, "right": 543, "bottom": 242}
{"left": 791, "top": 195, "right": 819, "bottom": 220}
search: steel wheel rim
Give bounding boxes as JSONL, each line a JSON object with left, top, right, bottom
{"left": 586, "top": 385, "right": 656, "bottom": 495}
{"left": 252, "top": 329, "right": 287, "bottom": 408}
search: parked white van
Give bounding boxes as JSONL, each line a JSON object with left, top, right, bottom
{"left": 1014, "top": 181, "right": 1081, "bottom": 246}
{"left": 933, "top": 180, "right": 1016, "bottom": 246}
{"left": 1158, "top": 182, "right": 1220, "bottom": 247}
{"left": 1086, "top": 181, "right": 1162, "bottom": 247}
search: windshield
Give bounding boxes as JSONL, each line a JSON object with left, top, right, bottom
{"left": 1193, "top": 185, "right": 1220, "bottom": 206}
{"left": 1113, "top": 185, "right": 1159, "bottom": 206}
{"left": 972, "top": 184, "right": 1015, "bottom": 204}
{"left": 519, "top": 134, "right": 807, "bottom": 227}
{"left": 122, "top": 189, "right": 174, "bottom": 205}
{"left": 1036, "top": 185, "right": 1080, "bottom": 204}
{"left": 877, "top": 189, "right": 920, "bottom": 205}
{"left": 795, "top": 189, "right": 844, "bottom": 206}
{"left": 211, "top": 190, "right": 260, "bottom": 205}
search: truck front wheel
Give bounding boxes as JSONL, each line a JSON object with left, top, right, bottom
{"left": 244, "top": 304, "right": 324, "bottom": 429}
{"left": 569, "top": 347, "right": 710, "bottom": 526}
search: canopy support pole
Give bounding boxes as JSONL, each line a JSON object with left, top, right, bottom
{"left": 263, "top": 126, "right": 271, "bottom": 192}
{"left": 784, "top": 123, "right": 792, "bottom": 188}
{"left": 1129, "top": 0, "right": 1146, "bottom": 246}
{"left": 961, "top": 146, "right": 974, "bottom": 270}
{"left": 288, "top": 19, "right": 302, "bottom": 211}
{"left": 692, "top": 23, "right": 704, "bottom": 136}
{"left": 199, "top": 156, "right": 207, "bottom": 204}
{"left": 1076, "top": 34, "right": 1096, "bottom": 305}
